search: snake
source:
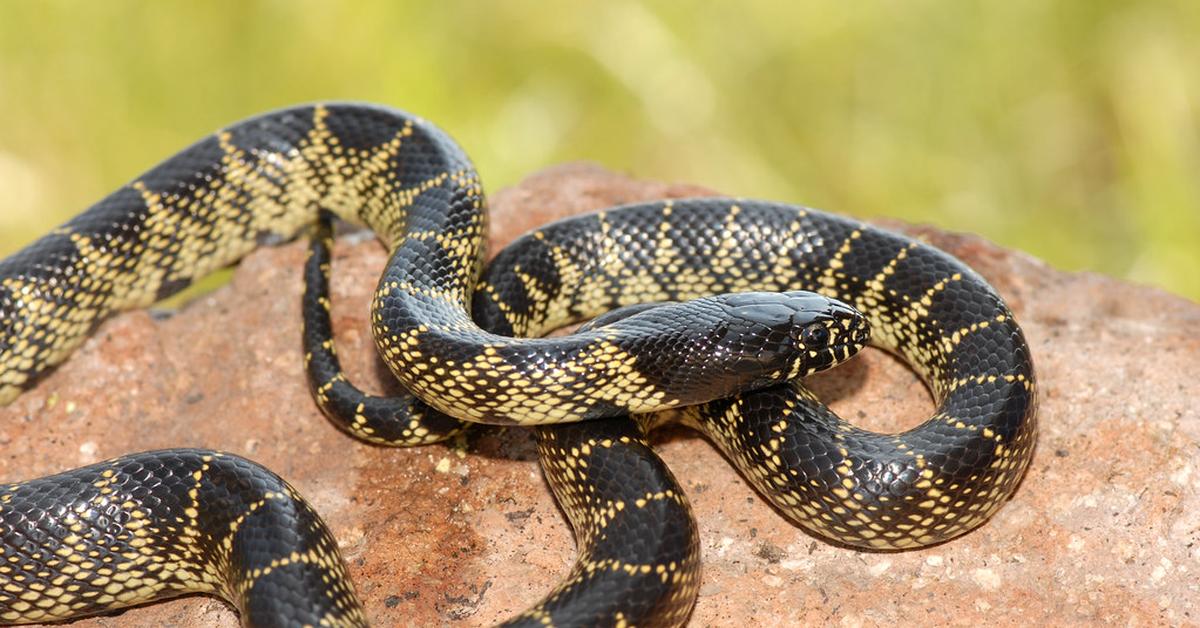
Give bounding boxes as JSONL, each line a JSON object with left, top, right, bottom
{"left": 0, "top": 103, "right": 1037, "bottom": 627}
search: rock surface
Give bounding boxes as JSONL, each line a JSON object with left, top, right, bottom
{"left": 2, "top": 164, "right": 1198, "bottom": 627}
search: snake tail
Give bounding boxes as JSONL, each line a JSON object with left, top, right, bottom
{"left": 301, "top": 210, "right": 469, "bottom": 446}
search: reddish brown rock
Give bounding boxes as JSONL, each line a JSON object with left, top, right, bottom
{"left": 1, "top": 164, "right": 1197, "bottom": 626}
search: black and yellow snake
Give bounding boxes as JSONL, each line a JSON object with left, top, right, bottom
{"left": 0, "top": 103, "right": 1037, "bottom": 627}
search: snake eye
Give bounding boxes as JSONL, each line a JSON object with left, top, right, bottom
{"left": 799, "top": 324, "right": 830, "bottom": 349}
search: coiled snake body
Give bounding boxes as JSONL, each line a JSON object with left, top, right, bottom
{"left": 0, "top": 104, "right": 1036, "bottom": 626}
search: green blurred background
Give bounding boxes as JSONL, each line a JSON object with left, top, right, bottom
{"left": 1, "top": 1, "right": 1197, "bottom": 300}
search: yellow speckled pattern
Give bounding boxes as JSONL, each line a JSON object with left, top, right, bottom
{"left": 472, "top": 199, "right": 1037, "bottom": 554}
{"left": 0, "top": 450, "right": 365, "bottom": 626}
{"left": 0, "top": 103, "right": 1036, "bottom": 627}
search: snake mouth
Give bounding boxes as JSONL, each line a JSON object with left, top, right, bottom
{"left": 837, "top": 311, "right": 871, "bottom": 362}
{"left": 849, "top": 317, "right": 871, "bottom": 349}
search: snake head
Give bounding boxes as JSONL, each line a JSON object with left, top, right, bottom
{"left": 783, "top": 292, "right": 871, "bottom": 378}
{"left": 590, "top": 291, "right": 869, "bottom": 410}
{"left": 716, "top": 291, "right": 870, "bottom": 384}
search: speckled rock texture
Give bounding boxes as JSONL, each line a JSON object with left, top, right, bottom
{"left": 2, "top": 164, "right": 1197, "bottom": 627}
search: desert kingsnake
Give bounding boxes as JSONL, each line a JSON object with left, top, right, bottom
{"left": 0, "top": 103, "right": 1037, "bottom": 626}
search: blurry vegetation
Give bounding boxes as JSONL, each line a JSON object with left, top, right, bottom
{"left": 0, "top": 1, "right": 1197, "bottom": 299}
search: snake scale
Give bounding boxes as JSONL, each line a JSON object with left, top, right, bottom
{"left": 0, "top": 103, "right": 1037, "bottom": 627}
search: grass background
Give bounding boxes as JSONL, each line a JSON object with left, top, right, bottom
{"left": 1, "top": 1, "right": 1197, "bottom": 300}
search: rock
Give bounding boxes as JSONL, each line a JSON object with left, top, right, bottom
{"left": 2, "top": 164, "right": 1197, "bottom": 626}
